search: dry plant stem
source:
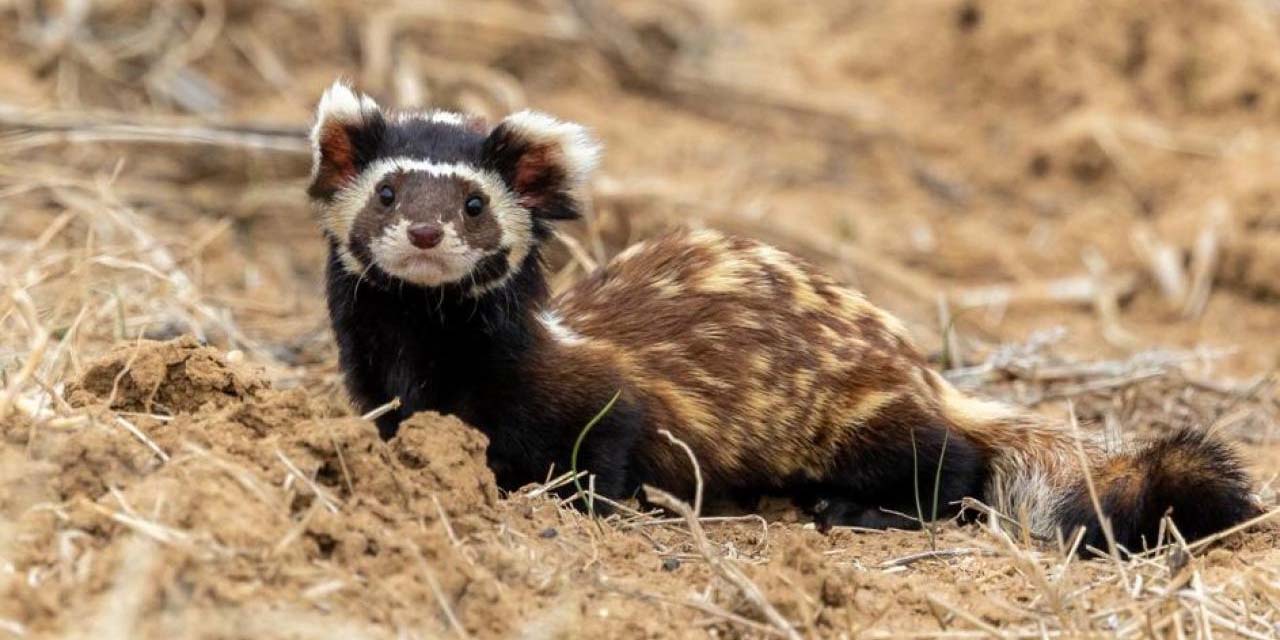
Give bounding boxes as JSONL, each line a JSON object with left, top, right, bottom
{"left": 89, "top": 504, "right": 203, "bottom": 553}
{"left": 0, "top": 103, "right": 308, "bottom": 153}
{"left": 1132, "top": 225, "right": 1188, "bottom": 308}
{"left": 1149, "top": 506, "right": 1280, "bottom": 557}
{"left": 952, "top": 272, "right": 1139, "bottom": 311}
{"left": 274, "top": 449, "right": 339, "bottom": 513}
{"left": 406, "top": 540, "right": 471, "bottom": 639}
{"left": 553, "top": 229, "right": 599, "bottom": 272}
{"left": 646, "top": 432, "right": 798, "bottom": 638}
{"left": 0, "top": 290, "right": 51, "bottom": 420}
{"left": 645, "top": 486, "right": 801, "bottom": 640}
{"left": 937, "top": 293, "right": 963, "bottom": 369}
{"left": 430, "top": 494, "right": 470, "bottom": 555}
{"left": 522, "top": 470, "right": 587, "bottom": 499}
{"left": 331, "top": 435, "right": 356, "bottom": 497}
{"left": 983, "top": 517, "right": 1077, "bottom": 631}
{"left": 876, "top": 547, "right": 985, "bottom": 569}
{"left": 1182, "top": 199, "right": 1227, "bottom": 320}
{"left": 1066, "top": 402, "right": 1128, "bottom": 579}
{"left": 52, "top": 185, "right": 272, "bottom": 362}
{"left": 360, "top": 397, "right": 401, "bottom": 422}
{"left": 599, "top": 579, "right": 788, "bottom": 638}
{"left": 926, "top": 595, "right": 1010, "bottom": 639}
{"left": 113, "top": 415, "right": 169, "bottom": 462}
{"left": 658, "top": 429, "right": 703, "bottom": 514}
{"left": 1026, "top": 369, "right": 1166, "bottom": 406}
{"left": 1084, "top": 250, "right": 1139, "bottom": 350}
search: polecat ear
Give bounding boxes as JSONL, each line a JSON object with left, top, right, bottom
{"left": 308, "top": 81, "right": 387, "bottom": 201}
{"left": 480, "top": 111, "right": 601, "bottom": 220}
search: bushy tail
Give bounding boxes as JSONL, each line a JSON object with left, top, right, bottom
{"left": 936, "top": 379, "right": 1258, "bottom": 554}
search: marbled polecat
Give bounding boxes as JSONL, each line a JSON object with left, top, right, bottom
{"left": 308, "top": 82, "right": 1257, "bottom": 554}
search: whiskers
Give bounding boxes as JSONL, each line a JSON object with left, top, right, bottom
{"left": 351, "top": 259, "right": 375, "bottom": 305}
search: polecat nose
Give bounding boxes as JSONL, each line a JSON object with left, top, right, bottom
{"left": 407, "top": 223, "right": 444, "bottom": 249}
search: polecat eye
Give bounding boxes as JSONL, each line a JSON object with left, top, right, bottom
{"left": 464, "top": 195, "right": 486, "bottom": 217}
{"left": 378, "top": 185, "right": 395, "bottom": 207}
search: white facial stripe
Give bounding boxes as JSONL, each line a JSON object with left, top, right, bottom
{"left": 336, "top": 244, "right": 365, "bottom": 276}
{"left": 317, "top": 155, "right": 535, "bottom": 294}
{"left": 320, "top": 158, "right": 480, "bottom": 239}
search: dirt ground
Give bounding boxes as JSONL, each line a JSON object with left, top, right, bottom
{"left": 2, "top": 1, "right": 1280, "bottom": 638}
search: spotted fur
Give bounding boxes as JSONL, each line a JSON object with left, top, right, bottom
{"left": 309, "top": 83, "right": 1258, "bottom": 556}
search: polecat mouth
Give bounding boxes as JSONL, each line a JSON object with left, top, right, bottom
{"left": 396, "top": 253, "right": 447, "bottom": 269}
{"left": 380, "top": 251, "right": 476, "bottom": 287}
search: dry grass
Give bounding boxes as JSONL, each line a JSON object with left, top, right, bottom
{"left": 3, "top": 0, "right": 1280, "bottom": 638}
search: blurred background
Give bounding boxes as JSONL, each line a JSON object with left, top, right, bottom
{"left": 2, "top": 0, "right": 1279, "bottom": 382}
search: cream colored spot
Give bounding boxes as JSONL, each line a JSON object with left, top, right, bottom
{"left": 936, "top": 378, "right": 1019, "bottom": 429}
{"left": 753, "top": 245, "right": 824, "bottom": 311}
{"left": 646, "top": 342, "right": 685, "bottom": 356}
{"left": 650, "top": 273, "right": 683, "bottom": 298}
{"left": 833, "top": 289, "right": 875, "bottom": 318}
{"left": 841, "top": 390, "right": 900, "bottom": 425}
{"left": 612, "top": 241, "right": 647, "bottom": 264}
{"left": 749, "top": 352, "right": 772, "bottom": 374}
{"left": 792, "top": 369, "right": 816, "bottom": 397}
{"left": 696, "top": 256, "right": 753, "bottom": 294}
{"left": 872, "top": 307, "right": 912, "bottom": 342}
{"left": 539, "top": 310, "right": 587, "bottom": 346}
{"left": 644, "top": 379, "right": 717, "bottom": 436}
{"left": 817, "top": 324, "right": 842, "bottom": 343}
{"left": 817, "top": 348, "right": 841, "bottom": 371}
{"left": 692, "top": 368, "right": 732, "bottom": 391}
{"left": 688, "top": 228, "right": 728, "bottom": 249}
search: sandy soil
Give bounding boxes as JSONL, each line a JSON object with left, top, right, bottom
{"left": 1, "top": 1, "right": 1279, "bottom": 638}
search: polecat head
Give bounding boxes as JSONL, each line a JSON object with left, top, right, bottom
{"left": 307, "top": 81, "right": 600, "bottom": 295}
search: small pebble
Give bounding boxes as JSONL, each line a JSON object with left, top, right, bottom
{"left": 662, "top": 557, "right": 680, "bottom": 572}
{"left": 539, "top": 527, "right": 558, "bottom": 539}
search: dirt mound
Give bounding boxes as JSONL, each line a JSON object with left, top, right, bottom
{"left": 67, "top": 336, "right": 268, "bottom": 414}
{"left": 1, "top": 338, "right": 526, "bottom": 638}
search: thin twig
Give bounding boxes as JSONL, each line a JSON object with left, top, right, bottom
{"left": 114, "top": 415, "right": 170, "bottom": 463}
{"left": 876, "top": 548, "right": 986, "bottom": 569}
{"left": 646, "top": 485, "right": 801, "bottom": 640}
{"left": 0, "top": 103, "right": 307, "bottom": 153}
{"left": 360, "top": 397, "right": 401, "bottom": 422}
{"left": 1066, "top": 402, "right": 1129, "bottom": 580}
{"left": 275, "top": 449, "right": 340, "bottom": 513}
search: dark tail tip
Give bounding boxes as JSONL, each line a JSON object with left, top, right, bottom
{"left": 1056, "top": 427, "right": 1258, "bottom": 556}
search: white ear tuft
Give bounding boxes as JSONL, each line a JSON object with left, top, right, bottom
{"left": 311, "top": 81, "right": 381, "bottom": 140}
{"left": 501, "top": 110, "right": 602, "bottom": 184}
{"left": 308, "top": 81, "right": 386, "bottom": 201}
